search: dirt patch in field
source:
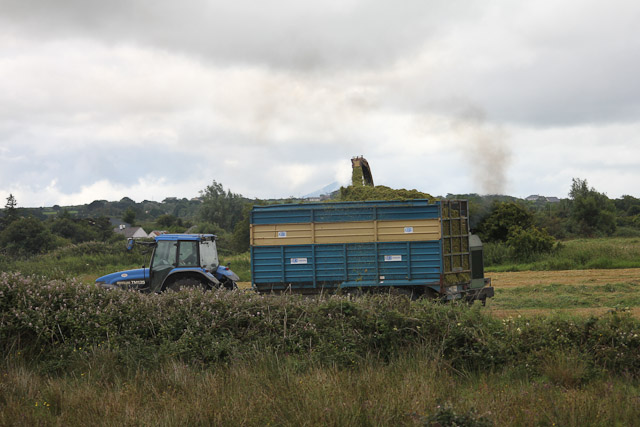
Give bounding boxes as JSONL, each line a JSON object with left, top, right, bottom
{"left": 237, "top": 281, "right": 252, "bottom": 290}
{"left": 487, "top": 268, "right": 640, "bottom": 288}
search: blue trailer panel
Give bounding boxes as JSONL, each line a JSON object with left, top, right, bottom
{"left": 250, "top": 199, "right": 493, "bottom": 301}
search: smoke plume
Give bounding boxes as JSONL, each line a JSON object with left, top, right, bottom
{"left": 452, "top": 107, "right": 511, "bottom": 195}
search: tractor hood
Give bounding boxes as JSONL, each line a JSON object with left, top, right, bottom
{"left": 95, "top": 268, "right": 149, "bottom": 290}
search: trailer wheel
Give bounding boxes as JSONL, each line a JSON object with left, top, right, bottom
{"left": 389, "top": 287, "right": 418, "bottom": 301}
{"left": 421, "top": 287, "right": 441, "bottom": 301}
{"left": 165, "top": 277, "right": 207, "bottom": 292}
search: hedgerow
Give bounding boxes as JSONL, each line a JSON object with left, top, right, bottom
{"left": 1, "top": 272, "right": 639, "bottom": 378}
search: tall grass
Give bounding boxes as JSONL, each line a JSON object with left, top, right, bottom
{"left": 485, "top": 237, "right": 640, "bottom": 271}
{"left": 2, "top": 350, "right": 640, "bottom": 426}
{"left": 219, "top": 251, "right": 250, "bottom": 281}
{"left": 0, "top": 241, "right": 148, "bottom": 281}
{"left": 0, "top": 241, "right": 253, "bottom": 283}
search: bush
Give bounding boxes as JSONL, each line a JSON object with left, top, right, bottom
{"left": 478, "top": 202, "right": 533, "bottom": 243}
{"left": 0, "top": 217, "right": 59, "bottom": 256}
{"left": 506, "top": 225, "right": 555, "bottom": 260}
{"left": 3, "top": 273, "right": 640, "bottom": 378}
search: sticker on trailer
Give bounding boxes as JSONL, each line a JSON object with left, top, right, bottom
{"left": 404, "top": 227, "right": 414, "bottom": 233}
{"left": 290, "top": 258, "right": 308, "bottom": 264}
{"left": 277, "top": 231, "right": 287, "bottom": 238}
{"left": 384, "top": 255, "right": 402, "bottom": 262}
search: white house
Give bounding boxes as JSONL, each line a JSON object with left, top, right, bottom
{"left": 113, "top": 226, "right": 148, "bottom": 239}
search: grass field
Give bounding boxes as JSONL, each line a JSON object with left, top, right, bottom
{"left": 486, "top": 268, "right": 640, "bottom": 319}
{"left": 485, "top": 237, "right": 640, "bottom": 271}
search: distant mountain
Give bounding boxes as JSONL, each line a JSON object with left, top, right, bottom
{"left": 302, "top": 182, "right": 341, "bottom": 199}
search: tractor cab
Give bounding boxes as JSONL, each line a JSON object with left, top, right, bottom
{"left": 95, "top": 234, "right": 239, "bottom": 292}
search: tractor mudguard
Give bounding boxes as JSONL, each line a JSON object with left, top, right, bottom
{"left": 215, "top": 265, "right": 240, "bottom": 282}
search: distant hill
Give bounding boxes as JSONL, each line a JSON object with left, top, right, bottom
{"left": 302, "top": 182, "right": 341, "bottom": 199}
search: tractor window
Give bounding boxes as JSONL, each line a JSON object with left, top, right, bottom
{"left": 199, "top": 240, "right": 219, "bottom": 271}
{"left": 151, "top": 240, "right": 177, "bottom": 270}
{"left": 178, "top": 241, "right": 199, "bottom": 267}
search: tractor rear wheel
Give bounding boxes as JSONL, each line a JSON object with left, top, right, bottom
{"left": 165, "top": 277, "right": 207, "bottom": 292}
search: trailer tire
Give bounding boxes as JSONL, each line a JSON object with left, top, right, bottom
{"left": 389, "top": 287, "right": 418, "bottom": 301}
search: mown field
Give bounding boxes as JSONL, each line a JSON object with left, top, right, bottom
{"left": 1, "top": 237, "right": 640, "bottom": 425}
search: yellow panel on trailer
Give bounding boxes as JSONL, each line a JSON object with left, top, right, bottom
{"left": 251, "top": 218, "right": 441, "bottom": 246}
{"left": 376, "top": 219, "right": 441, "bottom": 241}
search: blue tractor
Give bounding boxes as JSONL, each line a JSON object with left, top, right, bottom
{"left": 95, "top": 234, "right": 239, "bottom": 292}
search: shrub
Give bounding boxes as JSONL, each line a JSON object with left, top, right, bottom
{"left": 506, "top": 225, "right": 555, "bottom": 260}
{"left": 0, "top": 217, "right": 59, "bottom": 256}
{"left": 478, "top": 202, "right": 533, "bottom": 243}
{"left": 3, "top": 273, "right": 640, "bottom": 379}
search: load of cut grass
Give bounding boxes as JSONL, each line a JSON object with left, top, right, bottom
{"left": 338, "top": 185, "right": 434, "bottom": 202}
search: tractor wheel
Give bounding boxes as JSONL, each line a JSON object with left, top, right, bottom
{"left": 165, "top": 277, "right": 207, "bottom": 292}
{"left": 221, "top": 277, "right": 238, "bottom": 290}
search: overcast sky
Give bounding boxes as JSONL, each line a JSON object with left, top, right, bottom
{"left": 1, "top": 0, "right": 639, "bottom": 207}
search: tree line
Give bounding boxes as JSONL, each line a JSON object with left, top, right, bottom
{"left": 0, "top": 181, "right": 252, "bottom": 257}
{"left": 2, "top": 177, "right": 639, "bottom": 260}
{"left": 468, "top": 178, "right": 640, "bottom": 260}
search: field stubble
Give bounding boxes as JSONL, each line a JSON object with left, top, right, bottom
{"left": 487, "top": 268, "right": 640, "bottom": 318}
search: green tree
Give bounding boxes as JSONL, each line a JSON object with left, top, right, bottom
{"left": 614, "top": 195, "right": 640, "bottom": 215}
{"left": 122, "top": 207, "right": 136, "bottom": 226}
{"left": 478, "top": 202, "right": 534, "bottom": 242}
{"left": 569, "top": 178, "right": 616, "bottom": 236}
{"left": 231, "top": 205, "right": 252, "bottom": 253}
{"left": 156, "top": 214, "right": 182, "bottom": 228}
{"left": 92, "top": 216, "right": 114, "bottom": 241}
{"left": 2, "top": 194, "right": 19, "bottom": 230}
{"left": 506, "top": 225, "right": 555, "bottom": 259}
{"left": 0, "top": 217, "right": 58, "bottom": 256}
{"left": 198, "top": 181, "right": 246, "bottom": 232}
{"left": 49, "top": 211, "right": 99, "bottom": 244}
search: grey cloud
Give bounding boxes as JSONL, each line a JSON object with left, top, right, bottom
{"left": 0, "top": 0, "right": 478, "bottom": 70}
{"left": 3, "top": 0, "right": 640, "bottom": 205}
{"left": 4, "top": 0, "right": 640, "bottom": 127}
